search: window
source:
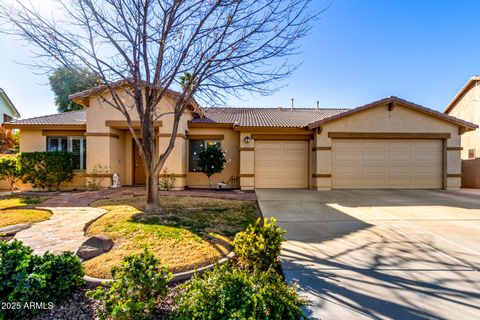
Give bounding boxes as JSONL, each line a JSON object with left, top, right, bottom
{"left": 189, "top": 140, "right": 221, "bottom": 172}
{"left": 47, "top": 136, "right": 87, "bottom": 170}
{"left": 468, "top": 148, "right": 476, "bottom": 159}
{"left": 3, "top": 114, "right": 12, "bottom": 123}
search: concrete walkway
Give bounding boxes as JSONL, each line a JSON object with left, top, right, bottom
{"left": 14, "top": 207, "right": 107, "bottom": 255}
{"left": 257, "top": 189, "right": 480, "bottom": 320}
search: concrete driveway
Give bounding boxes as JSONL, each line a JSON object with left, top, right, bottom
{"left": 256, "top": 189, "right": 480, "bottom": 320}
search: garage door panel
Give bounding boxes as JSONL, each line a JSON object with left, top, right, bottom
{"left": 333, "top": 139, "right": 442, "bottom": 189}
{"left": 255, "top": 140, "right": 308, "bottom": 189}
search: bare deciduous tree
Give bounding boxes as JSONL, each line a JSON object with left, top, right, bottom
{"left": 0, "top": 0, "right": 317, "bottom": 213}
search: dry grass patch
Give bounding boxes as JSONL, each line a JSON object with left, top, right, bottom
{"left": 83, "top": 195, "right": 258, "bottom": 278}
{"left": 0, "top": 209, "right": 52, "bottom": 228}
{"left": 0, "top": 195, "right": 51, "bottom": 229}
{"left": 0, "top": 195, "right": 48, "bottom": 210}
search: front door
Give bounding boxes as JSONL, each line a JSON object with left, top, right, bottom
{"left": 133, "top": 140, "right": 146, "bottom": 185}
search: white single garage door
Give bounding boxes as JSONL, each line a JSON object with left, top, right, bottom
{"left": 332, "top": 139, "right": 443, "bottom": 189}
{"left": 255, "top": 140, "right": 308, "bottom": 188}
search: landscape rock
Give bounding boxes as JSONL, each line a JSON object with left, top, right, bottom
{"left": 76, "top": 235, "right": 113, "bottom": 260}
{"left": 0, "top": 223, "right": 31, "bottom": 236}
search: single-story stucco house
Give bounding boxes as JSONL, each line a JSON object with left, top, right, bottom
{"left": 3, "top": 86, "right": 477, "bottom": 191}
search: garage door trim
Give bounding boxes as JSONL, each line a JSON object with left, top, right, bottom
{"left": 328, "top": 132, "right": 451, "bottom": 139}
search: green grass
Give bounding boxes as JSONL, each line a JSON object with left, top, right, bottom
{"left": 84, "top": 195, "right": 259, "bottom": 278}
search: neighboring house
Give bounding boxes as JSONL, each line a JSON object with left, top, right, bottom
{"left": 444, "top": 76, "right": 480, "bottom": 188}
{"left": 3, "top": 85, "right": 477, "bottom": 191}
{"left": 444, "top": 76, "right": 480, "bottom": 160}
{"left": 0, "top": 88, "right": 21, "bottom": 123}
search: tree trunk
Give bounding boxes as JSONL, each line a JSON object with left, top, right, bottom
{"left": 145, "top": 171, "right": 161, "bottom": 214}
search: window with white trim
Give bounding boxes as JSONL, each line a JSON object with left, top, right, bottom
{"left": 47, "top": 136, "right": 87, "bottom": 170}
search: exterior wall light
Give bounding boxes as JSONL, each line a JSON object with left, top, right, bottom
{"left": 243, "top": 136, "right": 251, "bottom": 144}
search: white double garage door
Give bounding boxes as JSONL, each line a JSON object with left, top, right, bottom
{"left": 254, "top": 139, "right": 443, "bottom": 189}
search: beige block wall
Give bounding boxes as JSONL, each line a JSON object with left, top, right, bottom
{"left": 185, "top": 128, "right": 240, "bottom": 188}
{"left": 448, "top": 84, "right": 480, "bottom": 159}
{"left": 313, "top": 104, "right": 462, "bottom": 190}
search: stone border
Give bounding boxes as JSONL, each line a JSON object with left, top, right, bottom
{"left": 83, "top": 251, "right": 235, "bottom": 287}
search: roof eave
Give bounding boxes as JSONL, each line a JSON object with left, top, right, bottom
{"left": 2, "top": 123, "right": 86, "bottom": 130}
{"left": 308, "top": 96, "right": 478, "bottom": 131}
{"left": 444, "top": 76, "right": 480, "bottom": 114}
{"left": 69, "top": 82, "right": 205, "bottom": 118}
{"left": 0, "top": 89, "right": 21, "bottom": 118}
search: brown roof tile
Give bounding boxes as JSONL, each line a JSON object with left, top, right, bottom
{"left": 6, "top": 110, "right": 86, "bottom": 126}
{"left": 192, "top": 107, "right": 349, "bottom": 128}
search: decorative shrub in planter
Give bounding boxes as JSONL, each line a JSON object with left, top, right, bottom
{"left": 87, "top": 249, "right": 172, "bottom": 320}
{"left": 0, "top": 240, "right": 85, "bottom": 318}
{"left": 234, "top": 217, "right": 285, "bottom": 271}
{"left": 175, "top": 262, "right": 308, "bottom": 320}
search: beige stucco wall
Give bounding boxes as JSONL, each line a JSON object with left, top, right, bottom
{"left": 85, "top": 90, "right": 194, "bottom": 188}
{"left": 313, "top": 103, "right": 462, "bottom": 190}
{"left": 19, "top": 129, "right": 46, "bottom": 152}
{"left": 447, "top": 84, "right": 480, "bottom": 159}
{"left": 185, "top": 128, "right": 240, "bottom": 188}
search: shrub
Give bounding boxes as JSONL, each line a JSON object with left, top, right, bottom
{"left": 0, "top": 127, "right": 19, "bottom": 154}
{"left": 197, "top": 145, "right": 227, "bottom": 189}
{"left": 234, "top": 217, "right": 285, "bottom": 271}
{"left": 159, "top": 167, "right": 176, "bottom": 190}
{"left": 175, "top": 263, "right": 308, "bottom": 320}
{"left": 18, "top": 152, "right": 74, "bottom": 191}
{"left": 87, "top": 249, "right": 172, "bottom": 320}
{"left": 0, "top": 156, "right": 20, "bottom": 191}
{"left": 86, "top": 164, "right": 110, "bottom": 190}
{"left": 0, "top": 240, "right": 85, "bottom": 318}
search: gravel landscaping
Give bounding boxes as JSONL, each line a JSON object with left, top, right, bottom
{"left": 31, "top": 283, "right": 182, "bottom": 320}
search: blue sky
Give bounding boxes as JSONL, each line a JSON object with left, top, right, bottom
{"left": 1, "top": 0, "right": 479, "bottom": 118}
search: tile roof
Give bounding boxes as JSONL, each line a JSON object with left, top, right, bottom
{"left": 192, "top": 107, "right": 350, "bottom": 127}
{"left": 6, "top": 97, "right": 476, "bottom": 130}
{"left": 6, "top": 110, "right": 86, "bottom": 126}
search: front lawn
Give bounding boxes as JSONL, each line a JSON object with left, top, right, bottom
{"left": 84, "top": 195, "right": 259, "bottom": 278}
{"left": 0, "top": 195, "right": 51, "bottom": 229}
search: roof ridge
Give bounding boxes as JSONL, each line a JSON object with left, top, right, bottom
{"left": 202, "top": 107, "right": 350, "bottom": 110}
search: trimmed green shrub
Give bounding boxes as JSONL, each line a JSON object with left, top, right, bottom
{"left": 18, "top": 151, "right": 74, "bottom": 191}
{"left": 0, "top": 240, "right": 85, "bottom": 318}
{"left": 197, "top": 144, "right": 227, "bottom": 188}
{"left": 175, "top": 263, "right": 308, "bottom": 320}
{"left": 87, "top": 249, "right": 172, "bottom": 320}
{"left": 0, "top": 156, "right": 20, "bottom": 191}
{"left": 234, "top": 217, "right": 285, "bottom": 271}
